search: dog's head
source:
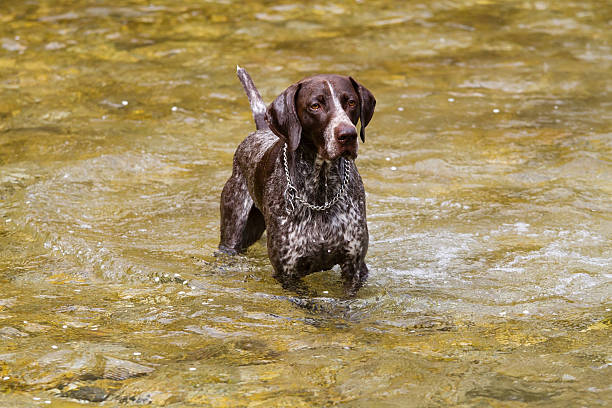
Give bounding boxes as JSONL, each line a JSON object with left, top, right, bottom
{"left": 266, "top": 74, "right": 375, "bottom": 161}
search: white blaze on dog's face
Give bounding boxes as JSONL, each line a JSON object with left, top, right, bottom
{"left": 295, "top": 75, "right": 361, "bottom": 161}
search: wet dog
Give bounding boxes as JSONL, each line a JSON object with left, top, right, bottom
{"left": 219, "top": 67, "right": 375, "bottom": 296}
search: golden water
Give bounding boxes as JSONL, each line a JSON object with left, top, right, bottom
{"left": 1, "top": 0, "right": 610, "bottom": 406}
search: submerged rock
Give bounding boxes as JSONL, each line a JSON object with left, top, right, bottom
{"left": 62, "top": 386, "right": 109, "bottom": 402}
{"left": 21, "top": 350, "right": 97, "bottom": 387}
{"left": 0, "top": 326, "right": 28, "bottom": 339}
{"left": 131, "top": 391, "right": 176, "bottom": 405}
{"left": 103, "top": 357, "right": 154, "bottom": 380}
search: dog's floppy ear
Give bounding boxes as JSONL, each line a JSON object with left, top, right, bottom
{"left": 349, "top": 77, "right": 376, "bottom": 142}
{"left": 266, "top": 82, "right": 302, "bottom": 152}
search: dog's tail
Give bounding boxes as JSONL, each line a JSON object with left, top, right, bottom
{"left": 237, "top": 66, "right": 268, "bottom": 131}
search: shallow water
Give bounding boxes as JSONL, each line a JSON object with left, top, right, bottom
{"left": 1, "top": 0, "right": 611, "bottom": 406}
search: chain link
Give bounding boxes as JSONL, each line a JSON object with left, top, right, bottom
{"left": 283, "top": 143, "right": 349, "bottom": 213}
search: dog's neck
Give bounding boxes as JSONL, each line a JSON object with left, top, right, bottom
{"left": 294, "top": 144, "right": 341, "bottom": 180}
{"left": 289, "top": 144, "right": 345, "bottom": 207}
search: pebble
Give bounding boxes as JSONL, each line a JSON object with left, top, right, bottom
{"left": 62, "top": 386, "right": 109, "bottom": 403}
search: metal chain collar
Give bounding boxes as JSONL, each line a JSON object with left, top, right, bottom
{"left": 283, "top": 143, "right": 350, "bottom": 213}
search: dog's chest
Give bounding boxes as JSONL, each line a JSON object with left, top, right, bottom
{"left": 279, "top": 196, "right": 367, "bottom": 269}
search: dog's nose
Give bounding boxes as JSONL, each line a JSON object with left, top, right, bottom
{"left": 335, "top": 125, "right": 357, "bottom": 144}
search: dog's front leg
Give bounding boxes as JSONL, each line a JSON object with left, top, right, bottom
{"left": 341, "top": 260, "right": 368, "bottom": 297}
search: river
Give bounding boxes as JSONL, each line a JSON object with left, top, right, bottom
{"left": 0, "top": 0, "right": 610, "bottom": 406}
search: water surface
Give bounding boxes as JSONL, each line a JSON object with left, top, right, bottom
{"left": 1, "top": 0, "right": 611, "bottom": 406}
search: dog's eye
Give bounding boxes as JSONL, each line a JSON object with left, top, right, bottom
{"left": 347, "top": 100, "right": 357, "bottom": 108}
{"left": 310, "top": 103, "right": 321, "bottom": 111}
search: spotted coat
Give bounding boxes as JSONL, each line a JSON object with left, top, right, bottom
{"left": 219, "top": 68, "right": 375, "bottom": 296}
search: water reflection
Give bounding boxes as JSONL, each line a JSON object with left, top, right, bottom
{"left": 1, "top": 0, "right": 611, "bottom": 406}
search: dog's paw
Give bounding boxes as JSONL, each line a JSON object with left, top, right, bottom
{"left": 215, "top": 246, "right": 239, "bottom": 257}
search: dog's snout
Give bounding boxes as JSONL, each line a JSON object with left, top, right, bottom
{"left": 335, "top": 125, "right": 357, "bottom": 144}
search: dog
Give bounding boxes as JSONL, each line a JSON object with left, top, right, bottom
{"left": 219, "top": 67, "right": 375, "bottom": 296}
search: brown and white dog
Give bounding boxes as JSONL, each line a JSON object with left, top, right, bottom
{"left": 219, "top": 67, "right": 375, "bottom": 296}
